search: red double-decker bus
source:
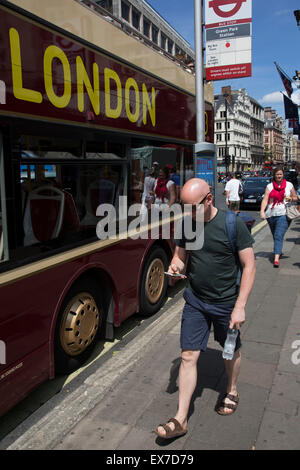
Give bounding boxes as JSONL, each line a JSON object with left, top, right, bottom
{"left": 263, "top": 160, "right": 273, "bottom": 171}
{"left": 0, "top": 0, "right": 214, "bottom": 417}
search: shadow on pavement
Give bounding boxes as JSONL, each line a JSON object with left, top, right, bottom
{"left": 155, "top": 347, "right": 227, "bottom": 446}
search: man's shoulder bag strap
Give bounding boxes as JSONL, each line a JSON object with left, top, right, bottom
{"left": 225, "top": 210, "right": 242, "bottom": 286}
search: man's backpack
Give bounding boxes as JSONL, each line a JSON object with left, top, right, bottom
{"left": 225, "top": 210, "right": 255, "bottom": 286}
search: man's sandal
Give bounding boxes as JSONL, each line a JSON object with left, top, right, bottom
{"left": 155, "top": 418, "right": 187, "bottom": 439}
{"left": 216, "top": 393, "right": 239, "bottom": 416}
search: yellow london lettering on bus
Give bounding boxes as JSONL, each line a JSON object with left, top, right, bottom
{"left": 104, "top": 67, "right": 123, "bottom": 119}
{"left": 76, "top": 56, "right": 100, "bottom": 115}
{"left": 125, "top": 77, "right": 140, "bottom": 123}
{"left": 205, "top": 111, "right": 208, "bottom": 136}
{"left": 9, "top": 27, "right": 156, "bottom": 127}
{"left": 44, "top": 45, "right": 72, "bottom": 108}
{"left": 9, "top": 27, "right": 43, "bottom": 103}
{"left": 142, "top": 83, "right": 156, "bottom": 127}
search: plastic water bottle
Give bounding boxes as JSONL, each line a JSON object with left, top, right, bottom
{"left": 222, "top": 328, "right": 238, "bottom": 360}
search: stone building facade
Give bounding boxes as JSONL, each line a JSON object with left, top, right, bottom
{"left": 214, "top": 86, "right": 264, "bottom": 172}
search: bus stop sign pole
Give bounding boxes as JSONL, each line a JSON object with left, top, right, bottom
{"left": 194, "top": 0, "right": 217, "bottom": 202}
{"left": 194, "top": 0, "right": 205, "bottom": 143}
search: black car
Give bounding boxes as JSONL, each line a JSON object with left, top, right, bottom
{"left": 240, "top": 177, "right": 271, "bottom": 209}
{"left": 284, "top": 170, "right": 298, "bottom": 190}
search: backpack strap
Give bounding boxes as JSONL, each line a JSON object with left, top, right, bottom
{"left": 225, "top": 210, "right": 237, "bottom": 253}
{"left": 225, "top": 210, "right": 241, "bottom": 286}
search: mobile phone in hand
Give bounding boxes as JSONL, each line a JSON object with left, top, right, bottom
{"left": 164, "top": 272, "right": 187, "bottom": 278}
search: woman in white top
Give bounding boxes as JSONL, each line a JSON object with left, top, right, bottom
{"left": 142, "top": 168, "right": 156, "bottom": 209}
{"left": 260, "top": 166, "right": 297, "bottom": 267}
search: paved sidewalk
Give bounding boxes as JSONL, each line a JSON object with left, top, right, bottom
{"left": 2, "top": 218, "right": 300, "bottom": 450}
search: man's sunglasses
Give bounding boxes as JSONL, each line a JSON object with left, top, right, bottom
{"left": 182, "top": 192, "right": 211, "bottom": 211}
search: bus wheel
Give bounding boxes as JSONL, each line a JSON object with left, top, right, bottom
{"left": 54, "top": 278, "right": 102, "bottom": 374}
{"left": 139, "top": 246, "right": 168, "bottom": 316}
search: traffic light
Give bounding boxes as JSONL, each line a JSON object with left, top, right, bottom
{"left": 225, "top": 155, "right": 231, "bottom": 166}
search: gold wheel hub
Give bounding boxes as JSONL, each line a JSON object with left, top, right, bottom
{"left": 60, "top": 292, "right": 100, "bottom": 356}
{"left": 145, "top": 258, "right": 165, "bottom": 304}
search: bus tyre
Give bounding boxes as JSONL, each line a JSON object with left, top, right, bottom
{"left": 54, "top": 277, "right": 103, "bottom": 374}
{"left": 139, "top": 246, "right": 168, "bottom": 316}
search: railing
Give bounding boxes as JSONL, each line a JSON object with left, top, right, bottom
{"left": 76, "top": 0, "right": 195, "bottom": 74}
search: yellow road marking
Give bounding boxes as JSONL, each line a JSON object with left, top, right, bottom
{"left": 252, "top": 219, "right": 267, "bottom": 235}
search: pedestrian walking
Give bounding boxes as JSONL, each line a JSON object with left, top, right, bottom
{"left": 260, "top": 166, "right": 298, "bottom": 268}
{"left": 155, "top": 178, "right": 255, "bottom": 440}
{"left": 152, "top": 161, "right": 159, "bottom": 179}
{"left": 153, "top": 167, "right": 176, "bottom": 209}
{"left": 141, "top": 168, "right": 156, "bottom": 209}
{"left": 225, "top": 173, "right": 242, "bottom": 213}
{"left": 170, "top": 166, "right": 181, "bottom": 202}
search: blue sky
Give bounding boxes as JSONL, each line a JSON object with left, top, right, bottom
{"left": 147, "top": 0, "right": 300, "bottom": 118}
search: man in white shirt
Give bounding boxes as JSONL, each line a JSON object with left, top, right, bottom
{"left": 225, "top": 173, "right": 242, "bottom": 212}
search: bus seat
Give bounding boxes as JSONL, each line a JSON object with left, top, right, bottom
{"left": 80, "top": 179, "right": 116, "bottom": 227}
{"left": 76, "top": 170, "right": 97, "bottom": 208}
{"left": 23, "top": 186, "right": 65, "bottom": 246}
{"left": 61, "top": 190, "right": 80, "bottom": 233}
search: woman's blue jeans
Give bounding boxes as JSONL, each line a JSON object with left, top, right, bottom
{"left": 267, "top": 215, "right": 291, "bottom": 255}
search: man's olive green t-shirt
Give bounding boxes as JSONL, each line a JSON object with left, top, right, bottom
{"left": 175, "top": 210, "right": 254, "bottom": 304}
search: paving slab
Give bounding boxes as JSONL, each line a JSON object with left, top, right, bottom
{"left": 255, "top": 410, "right": 300, "bottom": 450}
{"left": 2, "top": 215, "right": 300, "bottom": 451}
{"left": 265, "top": 371, "right": 300, "bottom": 416}
{"left": 241, "top": 340, "right": 281, "bottom": 365}
{"left": 185, "top": 383, "right": 268, "bottom": 450}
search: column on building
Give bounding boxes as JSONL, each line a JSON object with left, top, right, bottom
{"left": 249, "top": 97, "right": 264, "bottom": 170}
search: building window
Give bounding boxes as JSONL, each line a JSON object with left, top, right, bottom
{"left": 96, "top": 0, "right": 113, "bottom": 13}
{"left": 152, "top": 26, "right": 158, "bottom": 44}
{"left": 132, "top": 8, "right": 141, "bottom": 30}
{"left": 161, "top": 33, "right": 167, "bottom": 50}
{"left": 121, "top": 0, "right": 130, "bottom": 21}
{"left": 220, "top": 111, "right": 227, "bottom": 118}
{"left": 216, "top": 122, "right": 222, "bottom": 130}
{"left": 167, "top": 38, "right": 174, "bottom": 54}
{"left": 143, "top": 18, "right": 150, "bottom": 37}
{"left": 217, "top": 134, "right": 222, "bottom": 141}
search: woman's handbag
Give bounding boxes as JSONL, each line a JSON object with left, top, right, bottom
{"left": 286, "top": 203, "right": 300, "bottom": 221}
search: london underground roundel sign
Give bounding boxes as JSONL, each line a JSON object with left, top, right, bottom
{"left": 205, "top": 0, "right": 251, "bottom": 25}
{"left": 208, "top": 0, "right": 247, "bottom": 18}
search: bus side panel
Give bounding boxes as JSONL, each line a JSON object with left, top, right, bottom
{"left": 86, "top": 238, "right": 152, "bottom": 323}
{"left": 0, "top": 237, "right": 151, "bottom": 413}
{"left": 0, "top": 343, "right": 49, "bottom": 417}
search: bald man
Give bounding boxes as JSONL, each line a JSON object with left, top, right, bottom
{"left": 155, "top": 178, "right": 255, "bottom": 440}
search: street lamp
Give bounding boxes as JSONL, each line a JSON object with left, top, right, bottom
{"left": 294, "top": 10, "right": 300, "bottom": 30}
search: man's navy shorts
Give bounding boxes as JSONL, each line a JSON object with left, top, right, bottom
{"left": 180, "top": 288, "right": 242, "bottom": 352}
